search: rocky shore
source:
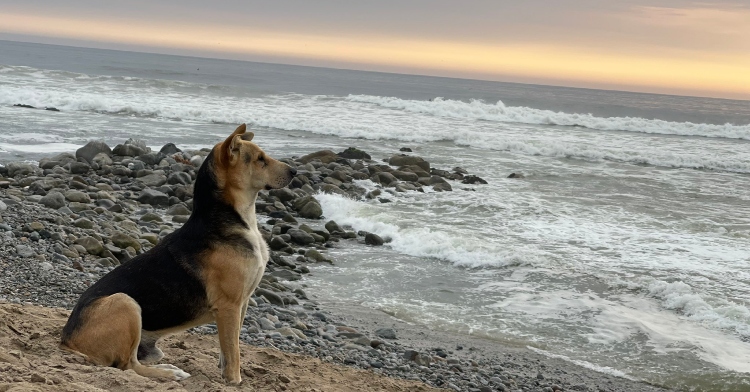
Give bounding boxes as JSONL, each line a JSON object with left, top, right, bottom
{"left": 0, "top": 137, "right": 668, "bottom": 392}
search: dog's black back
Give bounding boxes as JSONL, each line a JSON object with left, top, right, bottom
{"left": 62, "top": 150, "right": 253, "bottom": 341}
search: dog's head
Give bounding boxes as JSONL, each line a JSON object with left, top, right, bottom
{"left": 213, "top": 124, "right": 296, "bottom": 202}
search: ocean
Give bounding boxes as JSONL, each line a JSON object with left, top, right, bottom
{"left": 1, "top": 40, "right": 750, "bottom": 391}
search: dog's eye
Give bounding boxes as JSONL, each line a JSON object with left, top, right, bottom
{"left": 258, "top": 155, "right": 265, "bottom": 162}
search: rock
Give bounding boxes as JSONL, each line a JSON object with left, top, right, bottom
{"left": 75, "top": 236, "right": 104, "bottom": 255}
{"left": 259, "top": 318, "right": 276, "bottom": 330}
{"left": 159, "top": 143, "right": 181, "bottom": 155}
{"left": 304, "top": 249, "right": 328, "bottom": 263}
{"left": 293, "top": 196, "right": 323, "bottom": 219}
{"left": 13, "top": 103, "right": 35, "bottom": 109}
{"left": 399, "top": 147, "right": 413, "bottom": 152}
{"left": 167, "top": 172, "right": 191, "bottom": 186}
{"left": 140, "top": 212, "right": 163, "bottom": 222}
{"left": 462, "top": 175, "right": 487, "bottom": 184}
{"left": 15, "top": 245, "right": 36, "bottom": 258}
{"left": 391, "top": 170, "right": 419, "bottom": 182}
{"left": 137, "top": 189, "right": 169, "bottom": 207}
{"left": 0, "top": 200, "right": 6, "bottom": 211}
{"left": 371, "top": 172, "right": 396, "bottom": 186}
{"left": 68, "top": 161, "right": 91, "bottom": 174}
{"left": 73, "top": 218, "right": 95, "bottom": 229}
{"left": 7, "top": 162, "right": 36, "bottom": 177}
{"left": 337, "top": 147, "right": 371, "bottom": 160}
{"left": 270, "top": 270, "right": 302, "bottom": 281}
{"left": 269, "top": 188, "right": 297, "bottom": 203}
{"left": 39, "top": 152, "right": 76, "bottom": 169}
{"left": 298, "top": 150, "right": 339, "bottom": 164}
{"left": 166, "top": 204, "right": 191, "bottom": 216}
{"left": 39, "top": 191, "right": 66, "bottom": 209}
{"left": 388, "top": 155, "right": 430, "bottom": 172}
{"left": 375, "top": 328, "right": 397, "bottom": 340}
{"left": 255, "top": 288, "right": 285, "bottom": 306}
{"left": 432, "top": 182, "right": 453, "bottom": 192}
{"left": 137, "top": 153, "right": 164, "bottom": 166}
{"left": 325, "top": 220, "right": 344, "bottom": 234}
{"left": 111, "top": 166, "right": 132, "bottom": 177}
{"left": 140, "top": 233, "right": 159, "bottom": 245}
{"left": 64, "top": 190, "right": 91, "bottom": 203}
{"left": 76, "top": 141, "right": 112, "bottom": 164}
{"left": 507, "top": 172, "right": 525, "bottom": 179}
{"left": 288, "top": 229, "right": 315, "bottom": 245}
{"left": 92, "top": 152, "right": 113, "bottom": 167}
{"left": 365, "top": 233, "right": 385, "bottom": 246}
{"left": 111, "top": 232, "right": 142, "bottom": 252}
{"left": 138, "top": 173, "right": 167, "bottom": 187}
{"left": 269, "top": 236, "right": 291, "bottom": 251}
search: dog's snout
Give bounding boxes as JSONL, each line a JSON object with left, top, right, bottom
{"left": 289, "top": 167, "right": 297, "bottom": 176}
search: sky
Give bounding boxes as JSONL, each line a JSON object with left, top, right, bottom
{"left": 1, "top": 0, "right": 749, "bottom": 99}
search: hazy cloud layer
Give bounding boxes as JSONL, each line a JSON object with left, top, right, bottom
{"left": 1, "top": 0, "right": 748, "bottom": 98}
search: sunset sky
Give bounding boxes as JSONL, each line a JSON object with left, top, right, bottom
{"left": 1, "top": 0, "right": 749, "bottom": 99}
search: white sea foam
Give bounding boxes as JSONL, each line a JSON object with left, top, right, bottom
{"left": 347, "top": 95, "right": 750, "bottom": 140}
{"left": 528, "top": 346, "right": 637, "bottom": 380}
{"left": 2, "top": 82, "right": 748, "bottom": 173}
{"left": 315, "top": 192, "right": 544, "bottom": 268}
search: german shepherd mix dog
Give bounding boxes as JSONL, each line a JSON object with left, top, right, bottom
{"left": 61, "top": 124, "right": 296, "bottom": 383}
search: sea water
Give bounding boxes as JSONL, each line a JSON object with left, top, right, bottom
{"left": 2, "top": 40, "right": 750, "bottom": 390}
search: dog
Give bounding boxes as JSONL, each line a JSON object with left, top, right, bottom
{"left": 61, "top": 124, "right": 296, "bottom": 383}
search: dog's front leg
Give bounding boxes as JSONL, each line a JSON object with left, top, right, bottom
{"left": 215, "top": 306, "right": 242, "bottom": 384}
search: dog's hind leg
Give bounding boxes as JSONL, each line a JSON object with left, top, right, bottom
{"left": 63, "top": 293, "right": 189, "bottom": 380}
{"left": 138, "top": 331, "right": 165, "bottom": 364}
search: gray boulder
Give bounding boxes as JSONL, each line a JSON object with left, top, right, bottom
{"left": 365, "top": 233, "right": 385, "bottom": 246}
{"left": 65, "top": 190, "right": 91, "bottom": 203}
{"left": 159, "top": 143, "right": 181, "bottom": 155}
{"left": 111, "top": 232, "right": 142, "bottom": 252}
{"left": 298, "top": 150, "right": 339, "bottom": 164}
{"left": 138, "top": 173, "right": 167, "bottom": 187}
{"left": 388, "top": 155, "right": 430, "bottom": 172}
{"left": 76, "top": 141, "right": 112, "bottom": 164}
{"left": 39, "top": 191, "right": 66, "bottom": 209}
{"left": 337, "top": 147, "right": 371, "bottom": 160}
{"left": 75, "top": 236, "right": 104, "bottom": 255}
{"left": 137, "top": 189, "right": 169, "bottom": 207}
{"left": 288, "top": 229, "right": 315, "bottom": 245}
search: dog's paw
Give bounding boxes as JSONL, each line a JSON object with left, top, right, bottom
{"left": 153, "top": 364, "right": 191, "bottom": 381}
{"left": 222, "top": 373, "right": 242, "bottom": 385}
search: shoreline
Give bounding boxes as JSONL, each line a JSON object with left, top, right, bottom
{"left": 0, "top": 137, "right": 670, "bottom": 391}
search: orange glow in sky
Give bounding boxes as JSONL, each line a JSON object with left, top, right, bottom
{"left": 1, "top": 7, "right": 749, "bottom": 100}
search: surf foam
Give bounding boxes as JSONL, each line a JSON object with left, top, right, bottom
{"left": 347, "top": 95, "right": 750, "bottom": 140}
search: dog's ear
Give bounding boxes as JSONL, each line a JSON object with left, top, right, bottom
{"left": 240, "top": 132, "right": 254, "bottom": 141}
{"left": 220, "top": 124, "right": 247, "bottom": 165}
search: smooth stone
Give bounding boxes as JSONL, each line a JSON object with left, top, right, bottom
{"left": 166, "top": 204, "right": 191, "bottom": 216}
{"left": 76, "top": 141, "right": 112, "bottom": 164}
{"left": 65, "top": 190, "right": 91, "bottom": 203}
{"left": 375, "top": 328, "right": 397, "bottom": 340}
{"left": 39, "top": 191, "right": 66, "bottom": 209}
{"left": 73, "top": 218, "right": 95, "bottom": 229}
{"left": 15, "top": 245, "right": 36, "bottom": 258}
{"left": 137, "top": 189, "right": 169, "bottom": 207}
{"left": 75, "top": 236, "right": 104, "bottom": 255}
{"left": 111, "top": 232, "right": 142, "bottom": 252}
{"left": 140, "top": 212, "right": 163, "bottom": 222}
{"left": 365, "top": 233, "right": 385, "bottom": 246}
{"left": 138, "top": 173, "right": 167, "bottom": 187}
{"left": 287, "top": 229, "right": 315, "bottom": 245}
{"left": 337, "top": 147, "right": 371, "bottom": 160}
